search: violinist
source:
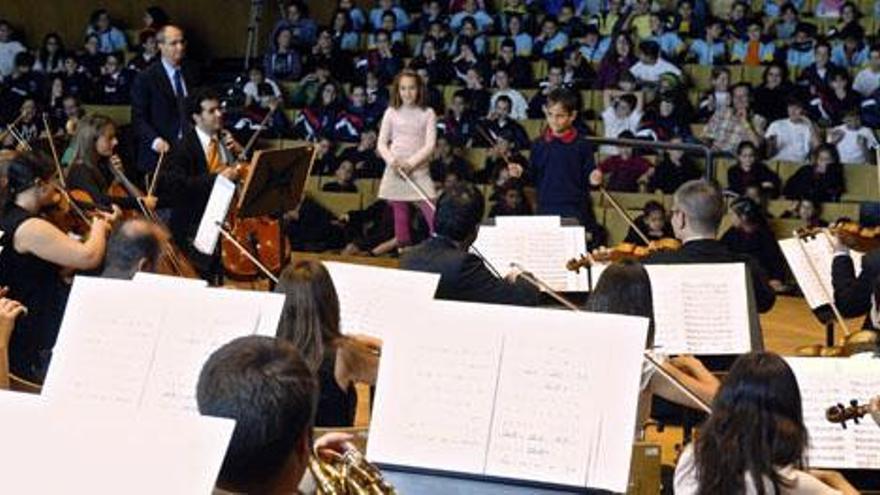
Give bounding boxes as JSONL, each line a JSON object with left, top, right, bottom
{"left": 623, "top": 200, "right": 674, "bottom": 246}
{"left": 66, "top": 114, "right": 158, "bottom": 211}
{"left": 0, "top": 151, "right": 119, "bottom": 382}
{"left": 159, "top": 87, "right": 242, "bottom": 281}
{"left": 643, "top": 179, "right": 776, "bottom": 313}
{"left": 830, "top": 229, "right": 880, "bottom": 330}
{"left": 401, "top": 183, "right": 540, "bottom": 306}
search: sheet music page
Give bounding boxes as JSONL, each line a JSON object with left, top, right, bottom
{"left": 133, "top": 272, "right": 209, "bottom": 288}
{"left": 209, "top": 286, "right": 286, "bottom": 336}
{"left": 42, "top": 278, "right": 167, "bottom": 408}
{"left": 193, "top": 175, "right": 236, "bottom": 255}
{"left": 367, "top": 301, "right": 504, "bottom": 475}
{"left": 44, "top": 277, "right": 267, "bottom": 412}
{"left": 473, "top": 225, "right": 588, "bottom": 292}
{"left": 646, "top": 264, "right": 751, "bottom": 355}
{"left": 368, "top": 300, "right": 647, "bottom": 491}
{"left": 780, "top": 237, "right": 864, "bottom": 309}
{"left": 494, "top": 215, "right": 562, "bottom": 229}
{"left": 484, "top": 310, "right": 647, "bottom": 492}
{"left": 786, "top": 358, "right": 880, "bottom": 469}
{"left": 139, "top": 289, "right": 263, "bottom": 412}
{"left": 0, "top": 391, "right": 234, "bottom": 494}
{"left": 324, "top": 261, "right": 439, "bottom": 340}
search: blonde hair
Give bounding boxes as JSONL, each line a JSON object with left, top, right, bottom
{"left": 71, "top": 113, "right": 114, "bottom": 171}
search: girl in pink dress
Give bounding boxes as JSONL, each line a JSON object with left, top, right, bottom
{"left": 376, "top": 69, "right": 438, "bottom": 248}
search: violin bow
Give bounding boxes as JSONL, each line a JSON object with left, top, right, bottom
{"left": 6, "top": 124, "right": 32, "bottom": 152}
{"left": 236, "top": 105, "right": 277, "bottom": 162}
{"left": 395, "top": 165, "right": 503, "bottom": 278}
{"left": 600, "top": 186, "right": 651, "bottom": 245}
{"left": 147, "top": 151, "right": 165, "bottom": 198}
{"left": 0, "top": 113, "right": 26, "bottom": 146}
{"left": 643, "top": 352, "right": 713, "bottom": 413}
{"left": 509, "top": 262, "right": 581, "bottom": 311}
{"left": 41, "top": 113, "right": 67, "bottom": 189}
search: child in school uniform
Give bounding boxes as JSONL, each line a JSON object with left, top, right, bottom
{"left": 508, "top": 87, "right": 605, "bottom": 247}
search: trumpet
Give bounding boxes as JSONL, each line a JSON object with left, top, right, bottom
{"left": 308, "top": 443, "right": 397, "bottom": 495}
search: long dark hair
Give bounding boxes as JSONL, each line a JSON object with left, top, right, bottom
{"left": 38, "top": 33, "right": 65, "bottom": 72}
{"left": 585, "top": 260, "right": 655, "bottom": 346}
{"left": 1, "top": 151, "right": 55, "bottom": 212}
{"left": 695, "top": 352, "right": 808, "bottom": 495}
{"left": 274, "top": 260, "right": 344, "bottom": 372}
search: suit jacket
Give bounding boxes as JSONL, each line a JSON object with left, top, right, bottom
{"left": 130, "top": 60, "right": 198, "bottom": 172}
{"left": 832, "top": 249, "right": 880, "bottom": 328}
{"left": 644, "top": 239, "right": 776, "bottom": 313}
{"left": 159, "top": 128, "right": 216, "bottom": 247}
{"left": 400, "top": 236, "right": 540, "bottom": 306}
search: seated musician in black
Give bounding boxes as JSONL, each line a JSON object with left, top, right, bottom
{"left": 198, "top": 335, "right": 365, "bottom": 494}
{"left": 100, "top": 218, "right": 162, "bottom": 279}
{"left": 197, "top": 335, "right": 318, "bottom": 494}
{"left": 831, "top": 234, "right": 880, "bottom": 330}
{"left": 400, "top": 182, "right": 540, "bottom": 306}
{"left": 0, "top": 152, "right": 118, "bottom": 382}
{"left": 644, "top": 179, "right": 776, "bottom": 314}
{"left": 66, "top": 114, "right": 158, "bottom": 211}
{"left": 159, "top": 87, "right": 241, "bottom": 282}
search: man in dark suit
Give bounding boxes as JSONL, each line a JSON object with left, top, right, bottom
{"left": 401, "top": 183, "right": 540, "bottom": 306}
{"left": 644, "top": 179, "right": 776, "bottom": 313}
{"left": 131, "top": 25, "right": 198, "bottom": 173}
{"left": 832, "top": 240, "right": 880, "bottom": 329}
{"left": 160, "top": 88, "right": 240, "bottom": 282}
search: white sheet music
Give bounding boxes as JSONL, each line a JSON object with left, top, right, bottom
{"left": 473, "top": 224, "right": 588, "bottom": 292}
{"left": 133, "top": 271, "right": 209, "bottom": 288}
{"left": 786, "top": 358, "right": 880, "bottom": 469}
{"left": 0, "top": 391, "right": 234, "bottom": 495}
{"left": 44, "top": 277, "right": 280, "bottom": 412}
{"left": 194, "top": 175, "right": 236, "bottom": 255}
{"left": 646, "top": 263, "right": 752, "bottom": 355}
{"left": 494, "top": 215, "right": 562, "bottom": 229}
{"left": 368, "top": 300, "right": 648, "bottom": 492}
{"left": 780, "top": 235, "right": 864, "bottom": 309}
{"left": 139, "top": 289, "right": 263, "bottom": 412}
{"left": 324, "top": 261, "right": 440, "bottom": 340}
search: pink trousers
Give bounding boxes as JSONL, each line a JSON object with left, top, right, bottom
{"left": 390, "top": 200, "right": 435, "bottom": 246}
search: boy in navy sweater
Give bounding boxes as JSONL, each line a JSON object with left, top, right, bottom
{"left": 508, "top": 88, "right": 605, "bottom": 246}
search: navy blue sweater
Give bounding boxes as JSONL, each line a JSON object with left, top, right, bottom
{"left": 529, "top": 129, "right": 595, "bottom": 222}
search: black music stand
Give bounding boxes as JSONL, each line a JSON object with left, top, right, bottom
{"left": 228, "top": 143, "right": 316, "bottom": 276}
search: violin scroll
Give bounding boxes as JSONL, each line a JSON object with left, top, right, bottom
{"left": 826, "top": 399, "right": 870, "bottom": 429}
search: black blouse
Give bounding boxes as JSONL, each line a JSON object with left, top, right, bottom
{"left": 0, "top": 205, "right": 70, "bottom": 382}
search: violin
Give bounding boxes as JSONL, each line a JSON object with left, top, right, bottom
{"left": 566, "top": 187, "right": 680, "bottom": 272}
{"left": 219, "top": 110, "right": 288, "bottom": 281}
{"left": 566, "top": 238, "right": 681, "bottom": 272}
{"left": 826, "top": 399, "right": 873, "bottom": 429}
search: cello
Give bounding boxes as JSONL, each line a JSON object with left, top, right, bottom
{"left": 105, "top": 154, "right": 200, "bottom": 278}
{"left": 218, "top": 108, "right": 288, "bottom": 280}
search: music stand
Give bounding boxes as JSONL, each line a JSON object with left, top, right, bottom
{"left": 221, "top": 143, "right": 316, "bottom": 282}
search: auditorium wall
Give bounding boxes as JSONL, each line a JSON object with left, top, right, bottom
{"left": 3, "top": 0, "right": 339, "bottom": 60}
